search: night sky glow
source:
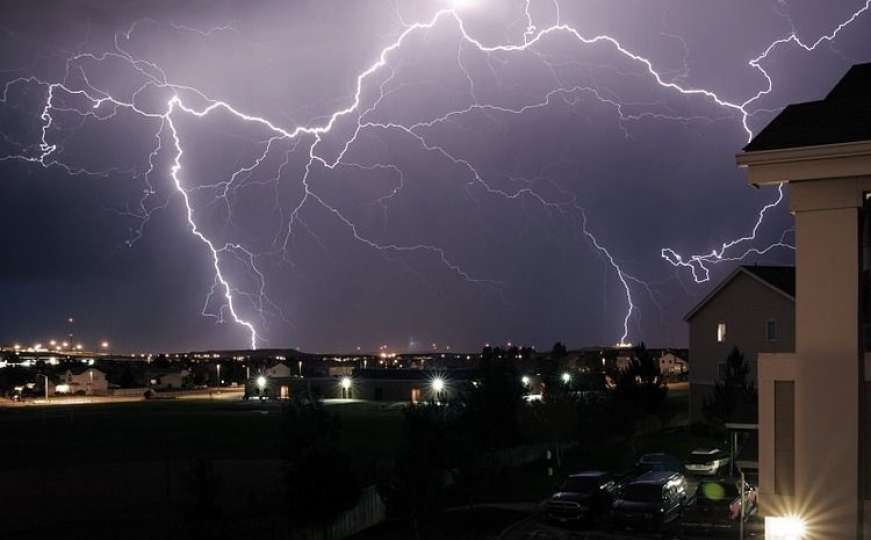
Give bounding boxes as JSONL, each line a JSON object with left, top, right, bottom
{"left": 1, "top": 1, "right": 869, "bottom": 352}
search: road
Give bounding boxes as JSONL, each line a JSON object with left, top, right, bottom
{"left": 500, "top": 514, "right": 763, "bottom": 540}
{"left": 0, "top": 387, "right": 244, "bottom": 407}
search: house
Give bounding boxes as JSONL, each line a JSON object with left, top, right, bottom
{"left": 150, "top": 369, "right": 190, "bottom": 390}
{"left": 264, "top": 362, "right": 292, "bottom": 378}
{"left": 736, "top": 62, "right": 871, "bottom": 539}
{"left": 684, "top": 265, "right": 795, "bottom": 422}
{"left": 657, "top": 351, "right": 688, "bottom": 378}
{"left": 55, "top": 367, "right": 108, "bottom": 396}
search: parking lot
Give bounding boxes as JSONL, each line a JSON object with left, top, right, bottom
{"left": 500, "top": 453, "right": 765, "bottom": 540}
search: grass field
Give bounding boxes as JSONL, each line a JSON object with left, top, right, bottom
{"left": 0, "top": 398, "right": 404, "bottom": 468}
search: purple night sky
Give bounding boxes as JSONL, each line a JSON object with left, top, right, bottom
{"left": 1, "top": 1, "right": 869, "bottom": 353}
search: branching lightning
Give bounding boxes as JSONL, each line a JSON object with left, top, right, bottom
{"left": 1, "top": 0, "right": 868, "bottom": 347}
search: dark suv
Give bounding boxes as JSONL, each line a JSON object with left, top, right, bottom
{"left": 611, "top": 471, "right": 688, "bottom": 531}
{"left": 546, "top": 471, "right": 618, "bottom": 525}
{"left": 634, "top": 453, "right": 684, "bottom": 475}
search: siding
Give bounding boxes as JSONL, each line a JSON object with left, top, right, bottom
{"left": 688, "top": 271, "right": 795, "bottom": 421}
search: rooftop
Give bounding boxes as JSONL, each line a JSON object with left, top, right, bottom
{"left": 740, "top": 265, "right": 795, "bottom": 297}
{"left": 744, "top": 63, "right": 871, "bottom": 152}
{"left": 684, "top": 265, "right": 795, "bottom": 321}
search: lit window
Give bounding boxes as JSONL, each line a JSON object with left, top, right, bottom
{"left": 767, "top": 319, "right": 777, "bottom": 341}
{"left": 717, "top": 322, "right": 727, "bottom": 343}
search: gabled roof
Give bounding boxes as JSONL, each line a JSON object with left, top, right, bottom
{"left": 684, "top": 265, "right": 794, "bottom": 321}
{"left": 744, "top": 63, "right": 871, "bottom": 152}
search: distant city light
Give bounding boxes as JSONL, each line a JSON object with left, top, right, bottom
{"left": 100, "top": 341, "right": 109, "bottom": 349}
{"left": 75, "top": 344, "right": 83, "bottom": 351}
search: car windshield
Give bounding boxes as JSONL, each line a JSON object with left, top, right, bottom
{"left": 688, "top": 453, "right": 718, "bottom": 464}
{"left": 560, "top": 476, "right": 599, "bottom": 493}
{"left": 697, "top": 482, "right": 739, "bottom": 504}
{"left": 622, "top": 483, "right": 662, "bottom": 503}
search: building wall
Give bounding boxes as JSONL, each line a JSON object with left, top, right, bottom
{"left": 248, "top": 375, "right": 459, "bottom": 403}
{"left": 688, "top": 271, "right": 795, "bottom": 422}
{"left": 789, "top": 183, "right": 863, "bottom": 539}
{"left": 63, "top": 368, "right": 109, "bottom": 395}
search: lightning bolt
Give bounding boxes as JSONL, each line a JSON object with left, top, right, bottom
{"left": 1, "top": 0, "right": 868, "bottom": 348}
{"left": 661, "top": 0, "right": 871, "bottom": 283}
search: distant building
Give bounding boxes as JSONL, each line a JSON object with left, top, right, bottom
{"left": 684, "top": 265, "right": 795, "bottom": 422}
{"left": 264, "top": 362, "right": 292, "bottom": 378}
{"left": 657, "top": 351, "right": 688, "bottom": 378}
{"left": 150, "top": 369, "right": 190, "bottom": 390}
{"left": 55, "top": 367, "right": 109, "bottom": 395}
{"left": 246, "top": 368, "right": 474, "bottom": 403}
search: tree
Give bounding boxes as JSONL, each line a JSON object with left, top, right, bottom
{"left": 704, "top": 346, "right": 758, "bottom": 424}
{"left": 281, "top": 394, "right": 361, "bottom": 536}
{"left": 464, "top": 348, "right": 526, "bottom": 450}
{"left": 611, "top": 343, "right": 668, "bottom": 413}
{"left": 384, "top": 403, "right": 458, "bottom": 540}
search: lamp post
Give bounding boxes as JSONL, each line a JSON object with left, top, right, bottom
{"left": 432, "top": 377, "right": 445, "bottom": 402}
{"left": 216, "top": 363, "right": 221, "bottom": 387}
{"left": 340, "top": 376, "right": 351, "bottom": 399}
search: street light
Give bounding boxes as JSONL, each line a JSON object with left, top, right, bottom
{"left": 431, "top": 377, "right": 445, "bottom": 402}
{"left": 256, "top": 376, "right": 266, "bottom": 390}
{"left": 340, "top": 376, "right": 352, "bottom": 398}
{"left": 521, "top": 375, "right": 531, "bottom": 387}
{"left": 100, "top": 341, "right": 109, "bottom": 350}
{"left": 561, "top": 372, "right": 572, "bottom": 384}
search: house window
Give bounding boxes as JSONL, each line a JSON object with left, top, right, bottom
{"left": 766, "top": 319, "right": 777, "bottom": 341}
{"left": 717, "top": 322, "right": 727, "bottom": 343}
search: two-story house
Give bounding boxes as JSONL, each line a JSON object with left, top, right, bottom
{"left": 685, "top": 265, "right": 795, "bottom": 422}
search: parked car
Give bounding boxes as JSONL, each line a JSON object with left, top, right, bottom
{"left": 546, "top": 471, "right": 619, "bottom": 525}
{"left": 634, "top": 453, "right": 684, "bottom": 475}
{"left": 683, "top": 478, "right": 757, "bottom": 533}
{"left": 611, "top": 471, "right": 688, "bottom": 531}
{"left": 685, "top": 448, "right": 731, "bottom": 476}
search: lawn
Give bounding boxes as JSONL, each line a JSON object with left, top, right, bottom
{"left": 0, "top": 398, "right": 404, "bottom": 468}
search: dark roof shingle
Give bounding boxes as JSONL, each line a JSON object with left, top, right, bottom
{"left": 744, "top": 63, "right": 871, "bottom": 152}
